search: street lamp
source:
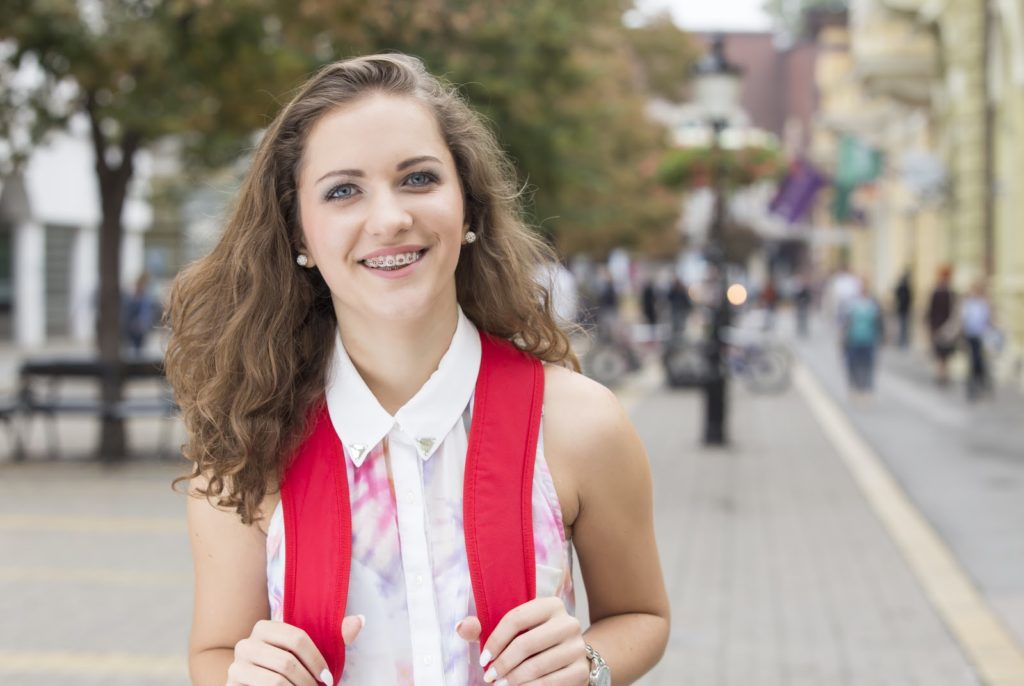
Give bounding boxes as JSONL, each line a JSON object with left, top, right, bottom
{"left": 692, "top": 34, "right": 742, "bottom": 445}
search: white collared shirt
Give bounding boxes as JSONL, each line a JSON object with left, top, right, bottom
{"left": 266, "top": 309, "right": 575, "bottom": 686}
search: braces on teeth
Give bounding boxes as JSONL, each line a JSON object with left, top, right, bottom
{"left": 364, "top": 251, "right": 422, "bottom": 270}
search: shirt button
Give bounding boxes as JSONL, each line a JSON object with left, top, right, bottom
{"left": 415, "top": 574, "right": 424, "bottom": 587}
{"left": 405, "top": 490, "right": 415, "bottom": 505}
{"left": 424, "top": 655, "right": 433, "bottom": 666}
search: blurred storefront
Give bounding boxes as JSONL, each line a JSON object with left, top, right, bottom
{"left": 807, "top": 0, "right": 1024, "bottom": 388}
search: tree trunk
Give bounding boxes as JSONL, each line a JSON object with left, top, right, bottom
{"left": 88, "top": 95, "right": 140, "bottom": 462}
{"left": 96, "top": 189, "right": 127, "bottom": 461}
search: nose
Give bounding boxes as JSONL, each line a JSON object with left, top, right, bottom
{"left": 364, "top": 188, "right": 412, "bottom": 239}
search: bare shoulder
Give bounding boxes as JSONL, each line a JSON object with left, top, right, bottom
{"left": 542, "top": 365, "right": 647, "bottom": 533}
{"left": 543, "top": 364, "right": 640, "bottom": 472}
{"left": 542, "top": 364, "right": 667, "bottom": 626}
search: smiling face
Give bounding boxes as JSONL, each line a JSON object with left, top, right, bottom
{"left": 296, "top": 93, "right": 466, "bottom": 327}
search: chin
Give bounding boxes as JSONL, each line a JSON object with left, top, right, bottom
{"left": 357, "top": 291, "right": 454, "bottom": 324}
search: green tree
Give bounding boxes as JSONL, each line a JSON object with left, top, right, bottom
{"left": 0, "top": 0, "right": 323, "bottom": 458}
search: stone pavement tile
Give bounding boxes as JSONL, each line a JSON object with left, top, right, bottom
{"left": 0, "top": 462, "right": 191, "bottom": 684}
{"left": 793, "top": 318, "right": 1024, "bottom": 654}
{"left": 631, "top": 379, "right": 978, "bottom": 686}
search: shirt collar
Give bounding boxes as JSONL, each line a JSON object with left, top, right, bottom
{"left": 325, "top": 308, "right": 481, "bottom": 467}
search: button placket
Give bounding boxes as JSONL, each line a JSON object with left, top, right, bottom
{"left": 389, "top": 431, "right": 445, "bottom": 685}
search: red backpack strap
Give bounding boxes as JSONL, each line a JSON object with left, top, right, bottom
{"left": 280, "top": 403, "right": 350, "bottom": 682}
{"left": 464, "top": 333, "right": 544, "bottom": 649}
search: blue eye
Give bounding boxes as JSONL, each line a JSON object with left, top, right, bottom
{"left": 325, "top": 184, "right": 357, "bottom": 201}
{"left": 405, "top": 171, "right": 439, "bottom": 187}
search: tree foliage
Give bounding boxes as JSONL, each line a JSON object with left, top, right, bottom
{"left": 764, "top": 0, "right": 848, "bottom": 38}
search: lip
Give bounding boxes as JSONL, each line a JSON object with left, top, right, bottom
{"left": 358, "top": 244, "right": 429, "bottom": 262}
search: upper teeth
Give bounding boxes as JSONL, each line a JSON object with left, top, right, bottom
{"left": 364, "top": 250, "right": 422, "bottom": 269}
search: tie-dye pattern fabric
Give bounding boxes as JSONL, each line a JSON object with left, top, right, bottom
{"left": 265, "top": 408, "right": 575, "bottom": 686}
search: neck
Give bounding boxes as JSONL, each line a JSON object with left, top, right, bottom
{"left": 336, "top": 300, "right": 460, "bottom": 415}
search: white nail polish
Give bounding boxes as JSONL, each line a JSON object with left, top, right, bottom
{"left": 319, "top": 667, "right": 333, "bottom": 685}
{"left": 356, "top": 614, "right": 366, "bottom": 627}
{"left": 484, "top": 666, "right": 497, "bottom": 683}
{"left": 455, "top": 619, "right": 465, "bottom": 633}
{"left": 479, "top": 648, "right": 492, "bottom": 667}
{"left": 496, "top": 680, "right": 509, "bottom": 686}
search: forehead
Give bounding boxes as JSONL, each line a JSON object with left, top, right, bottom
{"left": 302, "top": 93, "right": 452, "bottom": 173}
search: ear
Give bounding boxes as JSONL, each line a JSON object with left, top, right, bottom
{"left": 294, "top": 240, "right": 316, "bottom": 268}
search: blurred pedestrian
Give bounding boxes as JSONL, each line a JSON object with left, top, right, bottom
{"left": 641, "top": 277, "right": 659, "bottom": 329}
{"left": 594, "top": 265, "right": 619, "bottom": 340}
{"left": 164, "top": 54, "right": 668, "bottom": 686}
{"left": 926, "top": 265, "right": 957, "bottom": 385}
{"left": 893, "top": 269, "right": 913, "bottom": 348}
{"left": 795, "top": 274, "right": 813, "bottom": 339}
{"left": 760, "top": 276, "right": 778, "bottom": 331}
{"left": 961, "top": 279, "right": 993, "bottom": 400}
{"left": 826, "top": 261, "right": 860, "bottom": 328}
{"left": 122, "top": 272, "right": 161, "bottom": 356}
{"left": 667, "top": 276, "right": 692, "bottom": 337}
{"left": 842, "top": 278, "right": 884, "bottom": 394}
{"left": 536, "top": 258, "right": 579, "bottom": 328}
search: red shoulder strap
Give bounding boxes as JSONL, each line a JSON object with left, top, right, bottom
{"left": 464, "top": 332, "right": 543, "bottom": 649}
{"left": 280, "top": 404, "right": 350, "bottom": 681}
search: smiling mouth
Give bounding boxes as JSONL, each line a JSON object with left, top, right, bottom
{"left": 360, "top": 248, "right": 427, "bottom": 271}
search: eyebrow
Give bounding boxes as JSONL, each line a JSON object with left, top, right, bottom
{"left": 315, "top": 155, "right": 443, "bottom": 184}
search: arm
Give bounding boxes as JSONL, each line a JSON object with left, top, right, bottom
{"left": 187, "top": 477, "right": 272, "bottom": 684}
{"left": 186, "top": 477, "right": 346, "bottom": 686}
{"left": 550, "top": 372, "right": 671, "bottom": 684}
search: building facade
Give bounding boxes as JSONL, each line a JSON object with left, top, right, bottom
{"left": 810, "top": 0, "right": 1024, "bottom": 386}
{"left": 0, "top": 115, "right": 155, "bottom": 348}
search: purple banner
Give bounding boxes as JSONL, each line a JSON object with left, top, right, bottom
{"left": 770, "top": 159, "right": 827, "bottom": 225}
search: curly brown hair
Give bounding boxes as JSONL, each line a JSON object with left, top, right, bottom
{"left": 166, "top": 53, "right": 578, "bottom": 524}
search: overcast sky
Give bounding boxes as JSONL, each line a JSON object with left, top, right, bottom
{"left": 630, "top": 0, "right": 774, "bottom": 31}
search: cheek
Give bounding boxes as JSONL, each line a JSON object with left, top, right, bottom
{"left": 299, "top": 205, "right": 346, "bottom": 255}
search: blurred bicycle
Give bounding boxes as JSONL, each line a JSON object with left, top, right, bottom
{"left": 581, "top": 318, "right": 670, "bottom": 388}
{"left": 663, "top": 325, "right": 791, "bottom": 394}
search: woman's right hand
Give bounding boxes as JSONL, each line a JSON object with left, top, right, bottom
{"left": 226, "top": 615, "right": 365, "bottom": 686}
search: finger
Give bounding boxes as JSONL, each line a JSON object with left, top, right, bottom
{"left": 247, "top": 644, "right": 319, "bottom": 686}
{"left": 479, "top": 598, "right": 563, "bottom": 668}
{"left": 501, "top": 638, "right": 586, "bottom": 685}
{"left": 456, "top": 616, "right": 482, "bottom": 642}
{"left": 227, "top": 660, "right": 299, "bottom": 685}
{"left": 249, "top": 620, "right": 331, "bottom": 685}
{"left": 483, "top": 614, "right": 581, "bottom": 684}
{"left": 341, "top": 614, "right": 366, "bottom": 646}
{"left": 520, "top": 659, "right": 591, "bottom": 686}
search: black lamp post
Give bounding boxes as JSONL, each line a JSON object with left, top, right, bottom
{"left": 692, "top": 35, "right": 742, "bottom": 445}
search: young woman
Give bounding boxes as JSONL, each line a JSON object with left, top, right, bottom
{"left": 166, "top": 53, "right": 669, "bottom": 686}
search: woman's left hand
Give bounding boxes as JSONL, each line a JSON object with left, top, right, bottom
{"left": 456, "top": 596, "right": 590, "bottom": 685}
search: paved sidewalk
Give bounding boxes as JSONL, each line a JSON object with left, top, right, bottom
{"left": 0, "top": 460, "right": 192, "bottom": 685}
{"left": 626, "top": 360, "right": 980, "bottom": 686}
{"left": 792, "top": 315, "right": 1024, "bottom": 650}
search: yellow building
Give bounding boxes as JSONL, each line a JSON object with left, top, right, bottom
{"left": 989, "top": 0, "right": 1024, "bottom": 384}
{"left": 818, "top": 0, "right": 1024, "bottom": 387}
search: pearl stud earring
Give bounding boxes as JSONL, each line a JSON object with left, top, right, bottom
{"left": 296, "top": 254, "right": 309, "bottom": 267}
{"left": 464, "top": 231, "right": 477, "bottom": 244}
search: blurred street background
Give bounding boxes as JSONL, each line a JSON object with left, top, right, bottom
{"left": 1, "top": 0, "right": 1023, "bottom": 684}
